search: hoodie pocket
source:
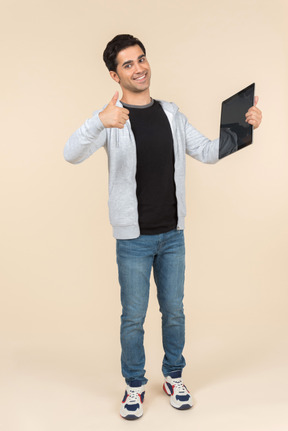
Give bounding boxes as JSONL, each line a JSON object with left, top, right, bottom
{"left": 108, "top": 182, "right": 138, "bottom": 227}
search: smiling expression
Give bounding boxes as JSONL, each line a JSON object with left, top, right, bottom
{"left": 109, "top": 45, "right": 151, "bottom": 97}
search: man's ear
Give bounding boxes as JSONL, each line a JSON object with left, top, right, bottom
{"left": 110, "top": 71, "right": 120, "bottom": 84}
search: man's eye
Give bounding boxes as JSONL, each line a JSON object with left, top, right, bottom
{"left": 139, "top": 57, "right": 146, "bottom": 63}
{"left": 124, "top": 64, "right": 132, "bottom": 69}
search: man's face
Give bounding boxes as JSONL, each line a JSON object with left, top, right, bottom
{"left": 110, "top": 44, "right": 151, "bottom": 95}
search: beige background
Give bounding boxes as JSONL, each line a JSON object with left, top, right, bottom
{"left": 1, "top": 0, "right": 288, "bottom": 430}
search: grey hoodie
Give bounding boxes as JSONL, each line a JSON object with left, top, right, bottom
{"left": 64, "top": 100, "right": 220, "bottom": 239}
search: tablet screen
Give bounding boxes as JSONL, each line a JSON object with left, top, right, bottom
{"left": 219, "top": 83, "right": 255, "bottom": 159}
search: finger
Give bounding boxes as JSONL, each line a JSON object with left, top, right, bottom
{"left": 122, "top": 108, "right": 130, "bottom": 115}
{"left": 246, "top": 119, "right": 256, "bottom": 127}
{"left": 110, "top": 91, "right": 119, "bottom": 105}
{"left": 245, "top": 106, "right": 261, "bottom": 117}
{"left": 245, "top": 113, "right": 254, "bottom": 122}
{"left": 246, "top": 109, "right": 261, "bottom": 119}
{"left": 246, "top": 115, "right": 261, "bottom": 127}
{"left": 249, "top": 120, "right": 259, "bottom": 129}
{"left": 254, "top": 96, "right": 259, "bottom": 106}
{"left": 245, "top": 114, "right": 260, "bottom": 123}
{"left": 119, "top": 117, "right": 129, "bottom": 126}
{"left": 245, "top": 111, "right": 255, "bottom": 119}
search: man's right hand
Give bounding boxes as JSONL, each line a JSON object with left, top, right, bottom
{"left": 99, "top": 91, "right": 129, "bottom": 129}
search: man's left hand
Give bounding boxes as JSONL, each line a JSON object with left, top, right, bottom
{"left": 245, "top": 96, "right": 262, "bottom": 129}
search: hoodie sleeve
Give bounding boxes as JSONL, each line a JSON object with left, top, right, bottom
{"left": 63, "top": 111, "right": 107, "bottom": 164}
{"left": 182, "top": 113, "right": 219, "bottom": 164}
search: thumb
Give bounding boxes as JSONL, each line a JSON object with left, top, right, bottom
{"left": 110, "top": 91, "right": 119, "bottom": 105}
{"left": 254, "top": 96, "right": 259, "bottom": 106}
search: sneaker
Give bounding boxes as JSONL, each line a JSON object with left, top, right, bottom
{"left": 120, "top": 385, "right": 145, "bottom": 420}
{"left": 163, "top": 374, "right": 193, "bottom": 410}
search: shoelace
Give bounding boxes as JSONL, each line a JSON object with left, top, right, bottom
{"left": 127, "top": 388, "right": 141, "bottom": 403}
{"left": 172, "top": 378, "right": 188, "bottom": 395}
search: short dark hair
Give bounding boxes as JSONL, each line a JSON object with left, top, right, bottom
{"left": 103, "top": 34, "right": 146, "bottom": 72}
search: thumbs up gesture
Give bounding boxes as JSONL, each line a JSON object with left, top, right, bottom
{"left": 99, "top": 92, "right": 130, "bottom": 129}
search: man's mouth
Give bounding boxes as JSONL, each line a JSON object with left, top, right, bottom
{"left": 133, "top": 73, "right": 147, "bottom": 82}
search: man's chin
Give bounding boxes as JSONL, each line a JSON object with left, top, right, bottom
{"left": 133, "top": 82, "right": 150, "bottom": 92}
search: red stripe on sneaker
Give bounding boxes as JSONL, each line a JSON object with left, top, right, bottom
{"left": 163, "top": 383, "right": 171, "bottom": 396}
{"left": 122, "top": 393, "right": 128, "bottom": 403}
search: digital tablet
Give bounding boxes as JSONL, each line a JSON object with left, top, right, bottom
{"left": 219, "top": 83, "right": 255, "bottom": 159}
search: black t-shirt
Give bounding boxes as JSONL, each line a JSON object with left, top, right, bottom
{"left": 122, "top": 99, "right": 177, "bottom": 235}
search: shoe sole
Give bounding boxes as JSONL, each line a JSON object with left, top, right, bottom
{"left": 120, "top": 407, "right": 143, "bottom": 420}
{"left": 120, "top": 413, "right": 143, "bottom": 420}
{"left": 171, "top": 402, "right": 192, "bottom": 410}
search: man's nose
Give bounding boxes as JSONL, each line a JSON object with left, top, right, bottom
{"left": 134, "top": 62, "right": 143, "bottom": 73}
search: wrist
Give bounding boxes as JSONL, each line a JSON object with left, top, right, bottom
{"left": 95, "top": 112, "right": 106, "bottom": 130}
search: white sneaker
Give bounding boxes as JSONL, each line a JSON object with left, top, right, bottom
{"left": 120, "top": 385, "right": 145, "bottom": 420}
{"left": 163, "top": 375, "right": 193, "bottom": 410}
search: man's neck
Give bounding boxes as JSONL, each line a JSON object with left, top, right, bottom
{"left": 120, "top": 90, "right": 151, "bottom": 106}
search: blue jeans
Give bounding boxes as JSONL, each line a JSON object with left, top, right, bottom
{"left": 116, "top": 229, "right": 186, "bottom": 386}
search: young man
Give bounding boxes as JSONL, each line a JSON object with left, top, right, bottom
{"left": 64, "top": 34, "right": 262, "bottom": 420}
